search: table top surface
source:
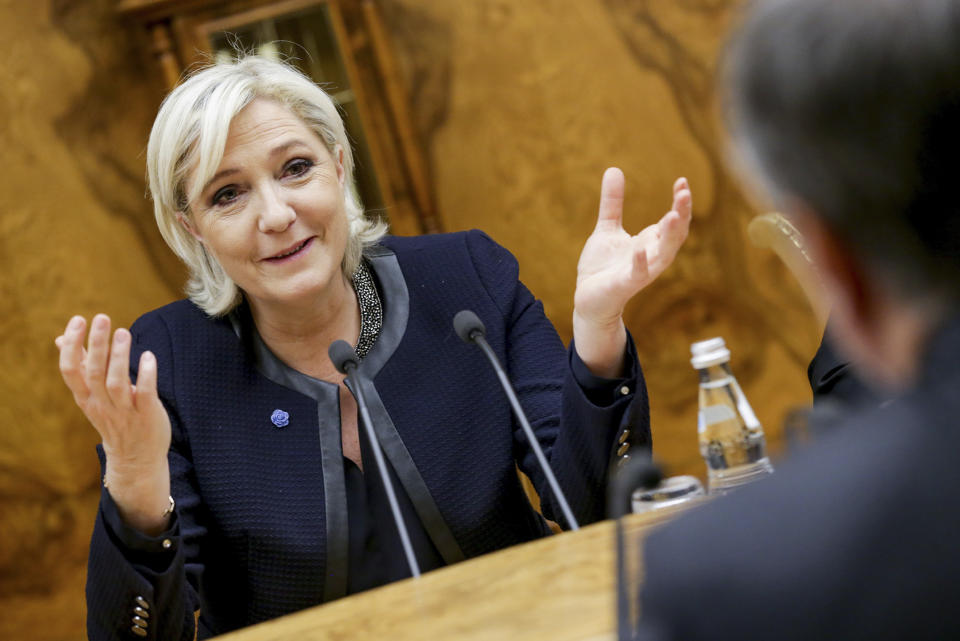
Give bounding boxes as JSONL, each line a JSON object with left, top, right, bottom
{"left": 213, "top": 505, "right": 700, "bottom": 641}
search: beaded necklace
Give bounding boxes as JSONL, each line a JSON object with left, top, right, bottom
{"left": 351, "top": 260, "right": 382, "bottom": 359}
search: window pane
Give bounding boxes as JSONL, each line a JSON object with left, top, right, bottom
{"left": 209, "top": 4, "right": 386, "bottom": 218}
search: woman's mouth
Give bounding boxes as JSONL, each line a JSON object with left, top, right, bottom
{"left": 265, "top": 237, "right": 313, "bottom": 263}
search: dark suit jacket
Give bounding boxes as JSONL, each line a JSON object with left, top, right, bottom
{"left": 637, "top": 316, "right": 960, "bottom": 640}
{"left": 86, "top": 230, "right": 649, "bottom": 640}
{"left": 808, "top": 326, "right": 879, "bottom": 410}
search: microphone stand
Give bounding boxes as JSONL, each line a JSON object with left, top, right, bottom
{"left": 329, "top": 340, "right": 421, "bottom": 579}
{"left": 607, "top": 457, "right": 663, "bottom": 641}
{"left": 453, "top": 310, "right": 580, "bottom": 531}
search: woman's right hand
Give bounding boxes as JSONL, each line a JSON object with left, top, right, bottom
{"left": 56, "top": 314, "right": 173, "bottom": 534}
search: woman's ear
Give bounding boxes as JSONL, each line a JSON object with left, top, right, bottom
{"left": 334, "top": 145, "right": 346, "bottom": 187}
{"left": 176, "top": 212, "right": 203, "bottom": 243}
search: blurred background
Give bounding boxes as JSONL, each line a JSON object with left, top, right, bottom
{"left": 0, "top": 0, "right": 821, "bottom": 637}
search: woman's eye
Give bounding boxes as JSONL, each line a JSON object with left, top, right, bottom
{"left": 212, "top": 186, "right": 239, "bottom": 207}
{"left": 283, "top": 159, "right": 313, "bottom": 178}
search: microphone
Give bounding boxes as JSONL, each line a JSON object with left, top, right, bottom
{"left": 608, "top": 457, "right": 664, "bottom": 641}
{"left": 607, "top": 457, "right": 663, "bottom": 520}
{"left": 453, "top": 310, "right": 580, "bottom": 531}
{"left": 329, "top": 340, "right": 421, "bottom": 578}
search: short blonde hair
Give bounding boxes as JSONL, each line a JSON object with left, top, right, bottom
{"left": 147, "top": 54, "right": 387, "bottom": 316}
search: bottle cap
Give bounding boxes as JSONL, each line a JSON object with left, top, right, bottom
{"left": 690, "top": 337, "right": 731, "bottom": 369}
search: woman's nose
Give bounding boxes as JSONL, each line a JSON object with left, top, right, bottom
{"left": 257, "top": 186, "right": 296, "bottom": 233}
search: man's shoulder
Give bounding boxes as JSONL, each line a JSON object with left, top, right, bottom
{"left": 640, "top": 391, "right": 960, "bottom": 639}
{"left": 648, "top": 395, "right": 939, "bottom": 564}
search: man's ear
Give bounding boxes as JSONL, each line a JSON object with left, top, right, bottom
{"left": 791, "top": 207, "right": 882, "bottom": 367}
{"left": 795, "top": 211, "right": 866, "bottom": 319}
{"left": 176, "top": 212, "right": 203, "bottom": 243}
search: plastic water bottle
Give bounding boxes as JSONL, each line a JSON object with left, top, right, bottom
{"left": 691, "top": 337, "right": 774, "bottom": 494}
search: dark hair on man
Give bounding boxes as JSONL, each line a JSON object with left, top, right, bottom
{"left": 722, "top": 0, "right": 960, "bottom": 305}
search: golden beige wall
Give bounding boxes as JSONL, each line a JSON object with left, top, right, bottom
{"left": 382, "top": 0, "right": 822, "bottom": 473}
{"left": 0, "top": 1, "right": 183, "bottom": 637}
{"left": 0, "top": 0, "right": 820, "bottom": 638}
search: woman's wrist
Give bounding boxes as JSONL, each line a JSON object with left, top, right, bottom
{"left": 104, "top": 460, "right": 172, "bottom": 536}
{"left": 572, "top": 310, "right": 628, "bottom": 379}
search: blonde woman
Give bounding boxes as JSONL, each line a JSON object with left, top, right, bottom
{"left": 57, "top": 56, "right": 691, "bottom": 639}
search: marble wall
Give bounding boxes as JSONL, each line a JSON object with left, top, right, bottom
{"left": 380, "top": 0, "right": 822, "bottom": 473}
{"left": 0, "top": 0, "right": 820, "bottom": 637}
{"left": 0, "top": 1, "right": 182, "bottom": 637}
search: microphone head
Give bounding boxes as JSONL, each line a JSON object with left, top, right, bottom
{"left": 633, "top": 460, "right": 664, "bottom": 491}
{"left": 607, "top": 457, "right": 664, "bottom": 519}
{"left": 453, "top": 310, "right": 486, "bottom": 344}
{"left": 328, "top": 340, "right": 359, "bottom": 375}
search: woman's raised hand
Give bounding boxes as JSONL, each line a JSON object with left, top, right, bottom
{"left": 572, "top": 168, "right": 692, "bottom": 377}
{"left": 56, "top": 314, "right": 172, "bottom": 534}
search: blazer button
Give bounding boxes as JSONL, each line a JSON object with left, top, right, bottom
{"left": 131, "top": 625, "right": 147, "bottom": 637}
{"left": 617, "top": 454, "right": 631, "bottom": 469}
{"left": 617, "top": 442, "right": 630, "bottom": 457}
{"left": 135, "top": 596, "right": 150, "bottom": 610}
{"left": 132, "top": 616, "right": 148, "bottom": 629}
{"left": 134, "top": 606, "right": 149, "bottom": 619}
{"left": 618, "top": 430, "right": 630, "bottom": 445}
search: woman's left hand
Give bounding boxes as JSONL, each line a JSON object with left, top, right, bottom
{"left": 573, "top": 168, "right": 692, "bottom": 377}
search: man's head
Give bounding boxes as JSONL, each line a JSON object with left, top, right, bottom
{"left": 723, "top": 0, "right": 960, "bottom": 389}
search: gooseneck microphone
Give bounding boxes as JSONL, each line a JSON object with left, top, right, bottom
{"left": 453, "top": 310, "right": 580, "bottom": 531}
{"left": 328, "top": 340, "right": 421, "bottom": 578}
{"left": 608, "top": 457, "right": 664, "bottom": 641}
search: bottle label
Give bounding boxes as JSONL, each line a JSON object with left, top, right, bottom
{"left": 698, "top": 404, "right": 737, "bottom": 433}
{"left": 699, "top": 376, "right": 734, "bottom": 389}
{"left": 728, "top": 378, "right": 761, "bottom": 429}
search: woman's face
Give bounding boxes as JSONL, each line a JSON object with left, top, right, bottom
{"left": 182, "top": 98, "right": 350, "bottom": 312}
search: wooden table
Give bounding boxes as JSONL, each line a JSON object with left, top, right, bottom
{"left": 214, "top": 508, "right": 694, "bottom": 641}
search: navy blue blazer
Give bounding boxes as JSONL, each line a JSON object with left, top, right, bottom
{"left": 637, "top": 315, "right": 960, "bottom": 640}
{"left": 808, "top": 323, "right": 880, "bottom": 410}
{"left": 86, "top": 230, "right": 649, "bottom": 640}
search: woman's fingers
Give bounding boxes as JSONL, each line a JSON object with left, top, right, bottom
{"left": 660, "top": 214, "right": 686, "bottom": 264}
{"left": 84, "top": 314, "right": 112, "bottom": 400}
{"left": 657, "top": 180, "right": 692, "bottom": 262}
{"left": 623, "top": 181, "right": 691, "bottom": 281}
{"left": 651, "top": 211, "right": 687, "bottom": 266}
{"left": 673, "top": 176, "right": 688, "bottom": 196}
{"left": 580, "top": 174, "right": 691, "bottom": 299}
{"left": 596, "top": 167, "right": 626, "bottom": 231}
{"left": 673, "top": 186, "right": 693, "bottom": 221}
{"left": 105, "top": 328, "right": 133, "bottom": 408}
{"left": 58, "top": 316, "right": 90, "bottom": 403}
{"left": 133, "top": 350, "right": 159, "bottom": 411}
